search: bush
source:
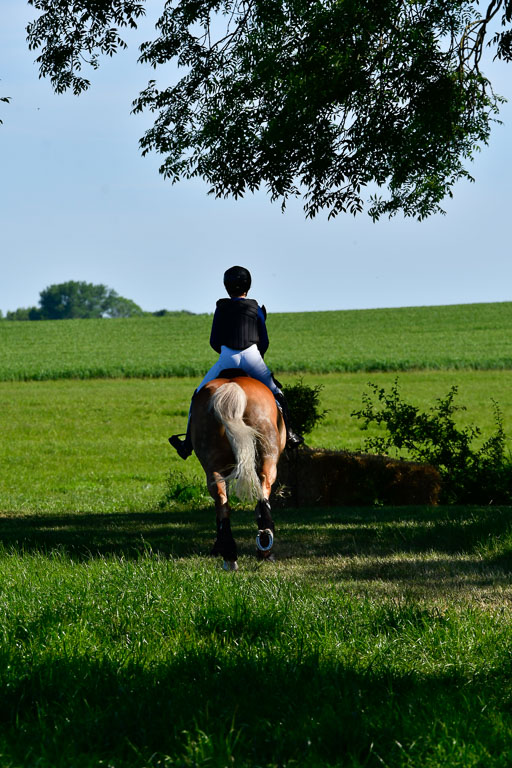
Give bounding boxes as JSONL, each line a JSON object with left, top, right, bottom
{"left": 351, "top": 379, "right": 512, "bottom": 504}
{"left": 282, "top": 378, "right": 328, "bottom": 436}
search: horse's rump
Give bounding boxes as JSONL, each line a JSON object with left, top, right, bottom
{"left": 191, "top": 376, "right": 285, "bottom": 504}
{"left": 209, "top": 381, "right": 263, "bottom": 501}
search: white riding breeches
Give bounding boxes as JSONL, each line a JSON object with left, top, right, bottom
{"left": 197, "top": 345, "right": 281, "bottom": 396}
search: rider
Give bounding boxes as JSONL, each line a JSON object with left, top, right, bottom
{"left": 169, "top": 265, "right": 304, "bottom": 459}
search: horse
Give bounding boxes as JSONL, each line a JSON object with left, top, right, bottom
{"left": 189, "top": 370, "right": 286, "bottom": 571}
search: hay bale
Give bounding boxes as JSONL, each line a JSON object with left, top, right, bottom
{"left": 273, "top": 447, "right": 441, "bottom": 507}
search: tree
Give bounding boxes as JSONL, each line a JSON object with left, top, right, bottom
{"left": 107, "top": 294, "right": 147, "bottom": 318}
{"left": 37, "top": 281, "right": 144, "bottom": 319}
{"left": 5, "top": 307, "right": 41, "bottom": 321}
{"left": 25, "top": 0, "right": 512, "bottom": 220}
{"left": 0, "top": 96, "right": 10, "bottom": 122}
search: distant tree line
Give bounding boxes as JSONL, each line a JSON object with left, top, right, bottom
{"left": 2, "top": 281, "right": 195, "bottom": 320}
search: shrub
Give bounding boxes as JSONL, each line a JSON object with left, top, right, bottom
{"left": 282, "top": 378, "right": 328, "bottom": 436}
{"left": 351, "top": 379, "right": 512, "bottom": 504}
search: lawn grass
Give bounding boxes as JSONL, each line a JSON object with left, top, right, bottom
{"left": 1, "top": 301, "right": 512, "bottom": 380}
{"left": 1, "top": 504, "right": 511, "bottom": 604}
{"left": 1, "top": 371, "right": 510, "bottom": 514}
{"left": 0, "top": 379, "right": 173, "bottom": 514}
{"left": 0, "top": 526, "right": 511, "bottom": 767}
{"left": 1, "top": 370, "right": 512, "bottom": 766}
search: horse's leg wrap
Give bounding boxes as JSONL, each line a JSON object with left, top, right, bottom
{"left": 212, "top": 518, "right": 238, "bottom": 564}
{"left": 256, "top": 499, "right": 275, "bottom": 555}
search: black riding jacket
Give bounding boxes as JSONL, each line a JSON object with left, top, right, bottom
{"left": 209, "top": 298, "right": 269, "bottom": 357}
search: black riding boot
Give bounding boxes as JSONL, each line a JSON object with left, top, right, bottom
{"left": 168, "top": 432, "right": 193, "bottom": 459}
{"left": 169, "top": 391, "right": 197, "bottom": 459}
{"left": 274, "top": 392, "right": 304, "bottom": 449}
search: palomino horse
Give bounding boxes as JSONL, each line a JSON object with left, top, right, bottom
{"left": 190, "top": 371, "right": 286, "bottom": 571}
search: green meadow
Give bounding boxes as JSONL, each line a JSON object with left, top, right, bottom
{"left": 1, "top": 370, "right": 512, "bottom": 514}
{"left": 1, "top": 544, "right": 511, "bottom": 768}
{"left": 1, "top": 303, "right": 512, "bottom": 767}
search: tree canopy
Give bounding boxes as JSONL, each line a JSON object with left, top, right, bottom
{"left": 6, "top": 281, "right": 144, "bottom": 320}
{"left": 0, "top": 92, "right": 10, "bottom": 125}
{"left": 25, "top": 0, "right": 512, "bottom": 219}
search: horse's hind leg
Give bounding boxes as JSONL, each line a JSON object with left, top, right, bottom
{"left": 255, "top": 498, "right": 275, "bottom": 560}
{"left": 255, "top": 458, "right": 277, "bottom": 560}
{"left": 212, "top": 514, "right": 238, "bottom": 571}
{"left": 209, "top": 472, "right": 238, "bottom": 571}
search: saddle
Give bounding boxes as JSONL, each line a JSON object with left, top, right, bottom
{"left": 217, "top": 368, "right": 250, "bottom": 379}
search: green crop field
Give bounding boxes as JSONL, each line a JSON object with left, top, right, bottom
{"left": 1, "top": 301, "right": 512, "bottom": 380}
{"left": 1, "top": 303, "right": 512, "bottom": 766}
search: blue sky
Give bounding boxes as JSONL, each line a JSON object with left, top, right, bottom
{"left": 1, "top": 1, "right": 511, "bottom": 315}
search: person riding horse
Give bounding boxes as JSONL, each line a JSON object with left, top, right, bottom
{"left": 169, "top": 266, "right": 303, "bottom": 459}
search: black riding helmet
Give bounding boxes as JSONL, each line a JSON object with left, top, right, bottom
{"left": 224, "top": 266, "right": 252, "bottom": 296}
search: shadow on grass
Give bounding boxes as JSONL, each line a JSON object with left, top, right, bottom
{"left": 0, "top": 508, "right": 216, "bottom": 559}
{"left": 1, "top": 505, "right": 512, "bottom": 560}
{"left": 277, "top": 506, "right": 512, "bottom": 592}
{"left": 0, "top": 506, "right": 511, "bottom": 588}
{"left": 1, "top": 644, "right": 510, "bottom": 768}
{"left": 297, "top": 555, "right": 512, "bottom": 597}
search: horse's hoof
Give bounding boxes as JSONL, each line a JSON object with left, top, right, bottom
{"left": 257, "top": 551, "right": 275, "bottom": 563}
{"left": 223, "top": 560, "right": 238, "bottom": 572}
{"left": 256, "top": 528, "right": 274, "bottom": 553}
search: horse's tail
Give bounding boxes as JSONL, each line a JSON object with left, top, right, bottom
{"left": 209, "top": 382, "right": 264, "bottom": 502}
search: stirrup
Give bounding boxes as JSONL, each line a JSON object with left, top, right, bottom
{"left": 286, "top": 431, "right": 304, "bottom": 449}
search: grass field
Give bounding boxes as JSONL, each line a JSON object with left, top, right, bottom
{"left": 1, "top": 301, "right": 512, "bottom": 380}
{"left": 1, "top": 370, "right": 511, "bottom": 513}
{"left": 1, "top": 305, "right": 512, "bottom": 766}
{"left": 0, "top": 510, "right": 511, "bottom": 767}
